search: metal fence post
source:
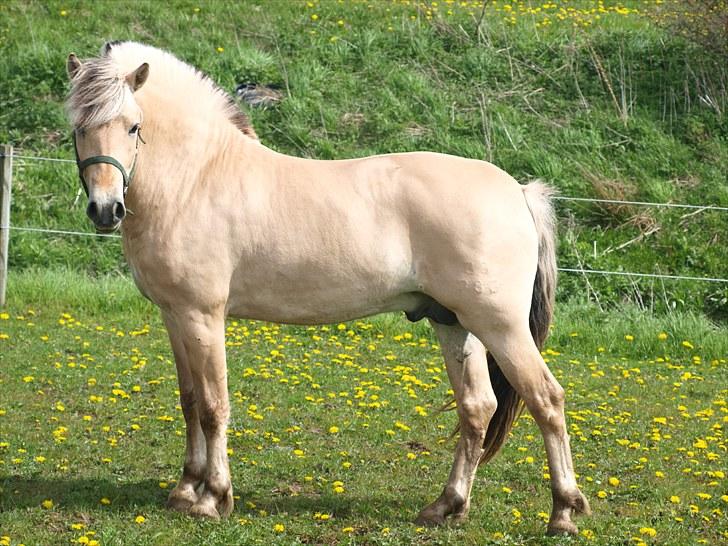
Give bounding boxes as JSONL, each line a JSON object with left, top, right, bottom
{"left": 0, "top": 144, "right": 12, "bottom": 307}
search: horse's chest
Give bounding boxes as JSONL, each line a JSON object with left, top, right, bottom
{"left": 123, "top": 238, "right": 191, "bottom": 305}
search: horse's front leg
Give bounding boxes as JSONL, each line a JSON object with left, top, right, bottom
{"left": 163, "top": 314, "right": 207, "bottom": 512}
{"left": 167, "top": 308, "right": 233, "bottom": 519}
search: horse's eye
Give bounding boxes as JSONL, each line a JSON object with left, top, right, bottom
{"left": 129, "top": 123, "right": 140, "bottom": 135}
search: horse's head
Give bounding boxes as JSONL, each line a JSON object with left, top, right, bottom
{"left": 66, "top": 52, "right": 148, "bottom": 232}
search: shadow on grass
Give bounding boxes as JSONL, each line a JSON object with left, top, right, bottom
{"left": 0, "top": 475, "right": 164, "bottom": 512}
{"left": 1, "top": 476, "right": 419, "bottom": 522}
{"left": 243, "top": 489, "right": 417, "bottom": 522}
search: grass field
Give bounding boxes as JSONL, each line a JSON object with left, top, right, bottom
{"left": 1, "top": 0, "right": 727, "bottom": 544}
{"left": 1, "top": 271, "right": 727, "bottom": 545}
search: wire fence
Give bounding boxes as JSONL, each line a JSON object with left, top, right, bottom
{"left": 3, "top": 150, "right": 728, "bottom": 284}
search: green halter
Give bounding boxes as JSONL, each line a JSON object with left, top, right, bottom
{"left": 72, "top": 130, "right": 142, "bottom": 197}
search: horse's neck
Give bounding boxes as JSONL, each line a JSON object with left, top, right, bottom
{"left": 122, "top": 115, "right": 246, "bottom": 235}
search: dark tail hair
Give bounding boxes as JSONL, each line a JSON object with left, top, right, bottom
{"left": 480, "top": 181, "right": 557, "bottom": 464}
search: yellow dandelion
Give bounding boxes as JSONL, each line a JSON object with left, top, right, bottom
{"left": 608, "top": 477, "right": 620, "bottom": 487}
{"left": 135, "top": 515, "right": 146, "bottom": 524}
{"left": 670, "top": 495, "right": 680, "bottom": 504}
{"left": 273, "top": 523, "right": 285, "bottom": 533}
{"left": 41, "top": 499, "right": 54, "bottom": 509}
{"left": 639, "top": 527, "right": 657, "bottom": 537}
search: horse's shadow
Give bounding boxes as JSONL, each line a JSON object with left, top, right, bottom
{"left": 0, "top": 475, "right": 415, "bottom": 522}
{"left": 0, "top": 474, "right": 163, "bottom": 512}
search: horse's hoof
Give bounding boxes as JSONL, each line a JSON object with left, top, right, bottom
{"left": 546, "top": 519, "right": 578, "bottom": 536}
{"left": 189, "top": 500, "right": 221, "bottom": 520}
{"left": 166, "top": 488, "right": 198, "bottom": 513}
{"left": 414, "top": 510, "right": 446, "bottom": 527}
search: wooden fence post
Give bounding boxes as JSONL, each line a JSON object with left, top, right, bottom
{"left": 0, "top": 144, "right": 12, "bottom": 307}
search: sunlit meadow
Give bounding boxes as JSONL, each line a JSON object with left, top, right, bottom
{"left": 1, "top": 0, "right": 727, "bottom": 545}
{"left": 0, "top": 271, "right": 726, "bottom": 545}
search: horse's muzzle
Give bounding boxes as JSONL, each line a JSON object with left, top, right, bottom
{"left": 87, "top": 200, "right": 125, "bottom": 232}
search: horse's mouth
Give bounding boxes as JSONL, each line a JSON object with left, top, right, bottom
{"left": 95, "top": 222, "right": 121, "bottom": 234}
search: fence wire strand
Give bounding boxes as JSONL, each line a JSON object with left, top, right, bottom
{"left": 3, "top": 224, "right": 726, "bottom": 283}
{"left": 558, "top": 267, "right": 728, "bottom": 284}
{"left": 553, "top": 195, "right": 728, "bottom": 212}
{"left": 6, "top": 152, "right": 728, "bottom": 212}
{"left": 3, "top": 151, "right": 728, "bottom": 283}
{"left": 6, "top": 154, "right": 76, "bottom": 164}
{"left": 3, "top": 225, "right": 121, "bottom": 239}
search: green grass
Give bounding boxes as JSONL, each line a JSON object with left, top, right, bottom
{"left": 1, "top": 270, "right": 727, "bottom": 545}
{"left": 0, "top": 0, "right": 726, "bottom": 316}
{"left": 1, "top": 1, "right": 727, "bottom": 544}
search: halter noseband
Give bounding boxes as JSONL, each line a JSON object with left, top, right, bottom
{"left": 72, "top": 130, "right": 143, "bottom": 197}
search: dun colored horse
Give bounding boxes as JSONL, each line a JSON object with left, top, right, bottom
{"left": 65, "top": 41, "right": 589, "bottom": 535}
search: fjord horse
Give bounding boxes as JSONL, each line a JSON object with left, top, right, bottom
{"left": 66, "top": 41, "right": 588, "bottom": 535}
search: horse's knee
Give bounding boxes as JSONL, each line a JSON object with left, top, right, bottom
{"left": 458, "top": 396, "right": 497, "bottom": 438}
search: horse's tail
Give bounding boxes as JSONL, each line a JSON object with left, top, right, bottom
{"left": 480, "top": 180, "right": 557, "bottom": 464}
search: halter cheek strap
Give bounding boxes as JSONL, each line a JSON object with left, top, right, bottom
{"left": 72, "top": 131, "right": 141, "bottom": 197}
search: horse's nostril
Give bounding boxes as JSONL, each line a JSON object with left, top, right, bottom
{"left": 113, "top": 201, "right": 126, "bottom": 221}
{"left": 86, "top": 201, "right": 99, "bottom": 222}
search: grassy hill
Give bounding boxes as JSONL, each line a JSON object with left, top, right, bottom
{"left": 0, "top": 0, "right": 726, "bottom": 317}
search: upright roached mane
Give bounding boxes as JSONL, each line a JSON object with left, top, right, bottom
{"left": 67, "top": 42, "right": 257, "bottom": 138}
{"left": 65, "top": 40, "right": 590, "bottom": 537}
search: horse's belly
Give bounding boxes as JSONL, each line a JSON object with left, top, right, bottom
{"left": 225, "top": 273, "right": 420, "bottom": 325}
{"left": 226, "top": 289, "right": 418, "bottom": 324}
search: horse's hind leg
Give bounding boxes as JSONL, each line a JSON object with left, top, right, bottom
{"left": 415, "top": 322, "right": 496, "bottom": 526}
{"left": 163, "top": 316, "right": 206, "bottom": 513}
{"left": 467, "top": 319, "right": 590, "bottom": 535}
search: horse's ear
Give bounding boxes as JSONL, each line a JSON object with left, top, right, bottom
{"left": 67, "top": 53, "right": 82, "bottom": 79}
{"left": 126, "top": 62, "right": 149, "bottom": 92}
